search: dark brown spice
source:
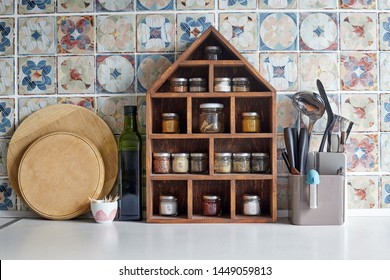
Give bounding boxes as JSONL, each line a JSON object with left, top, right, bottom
{"left": 202, "top": 195, "right": 221, "bottom": 216}
{"left": 153, "top": 153, "right": 170, "bottom": 174}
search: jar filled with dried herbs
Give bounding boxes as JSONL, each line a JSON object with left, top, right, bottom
{"left": 202, "top": 195, "right": 221, "bottom": 216}
{"left": 232, "top": 77, "right": 250, "bottom": 92}
{"left": 214, "top": 152, "right": 232, "bottom": 174}
{"left": 171, "top": 153, "right": 189, "bottom": 174}
{"left": 232, "top": 153, "right": 251, "bottom": 173}
{"left": 199, "top": 103, "right": 224, "bottom": 133}
{"left": 189, "top": 78, "right": 207, "bottom": 92}
{"left": 170, "top": 78, "right": 188, "bottom": 93}
{"left": 190, "top": 153, "right": 208, "bottom": 174}
{"left": 251, "top": 153, "right": 270, "bottom": 174}
{"left": 153, "top": 153, "right": 171, "bottom": 174}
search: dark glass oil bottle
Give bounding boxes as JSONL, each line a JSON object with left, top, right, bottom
{"left": 118, "top": 105, "right": 142, "bottom": 221}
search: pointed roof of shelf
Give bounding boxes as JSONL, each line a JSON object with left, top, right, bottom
{"left": 147, "top": 26, "right": 276, "bottom": 94}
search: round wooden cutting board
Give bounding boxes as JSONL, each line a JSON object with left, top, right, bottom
{"left": 18, "top": 132, "right": 105, "bottom": 220}
{"left": 7, "top": 104, "right": 118, "bottom": 202}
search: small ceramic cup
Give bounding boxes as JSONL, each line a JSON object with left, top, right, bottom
{"left": 90, "top": 200, "right": 117, "bottom": 224}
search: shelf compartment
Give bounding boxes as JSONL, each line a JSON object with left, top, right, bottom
{"left": 151, "top": 98, "right": 187, "bottom": 134}
{"left": 151, "top": 138, "right": 209, "bottom": 154}
{"left": 214, "top": 138, "right": 272, "bottom": 153}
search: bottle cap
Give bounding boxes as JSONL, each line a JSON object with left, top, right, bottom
{"left": 124, "top": 105, "right": 137, "bottom": 116}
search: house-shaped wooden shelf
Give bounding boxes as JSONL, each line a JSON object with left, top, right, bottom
{"left": 146, "top": 26, "right": 277, "bottom": 223}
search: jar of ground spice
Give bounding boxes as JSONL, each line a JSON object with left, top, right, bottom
{"left": 171, "top": 153, "right": 189, "bottom": 174}
{"left": 214, "top": 77, "right": 231, "bottom": 92}
{"left": 190, "top": 153, "right": 208, "bottom": 174}
{"left": 189, "top": 78, "right": 207, "bottom": 92}
{"left": 232, "top": 153, "right": 251, "bottom": 173}
{"left": 159, "top": 195, "right": 178, "bottom": 216}
{"left": 162, "top": 113, "right": 179, "bottom": 133}
{"left": 232, "top": 77, "right": 250, "bottom": 92}
{"left": 242, "top": 112, "right": 260, "bottom": 133}
{"left": 153, "top": 153, "right": 171, "bottom": 174}
{"left": 214, "top": 153, "right": 232, "bottom": 174}
{"left": 242, "top": 194, "right": 260, "bottom": 216}
{"left": 170, "top": 78, "right": 188, "bottom": 93}
{"left": 202, "top": 195, "right": 221, "bottom": 216}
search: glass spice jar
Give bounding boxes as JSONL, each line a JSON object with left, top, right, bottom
{"left": 171, "top": 153, "right": 189, "bottom": 174}
{"left": 189, "top": 78, "right": 207, "bottom": 92}
{"left": 153, "top": 153, "right": 171, "bottom": 174}
{"left": 202, "top": 195, "right": 222, "bottom": 216}
{"left": 232, "top": 77, "right": 250, "bottom": 92}
{"left": 242, "top": 112, "right": 260, "bottom": 133}
{"left": 199, "top": 103, "right": 225, "bottom": 133}
{"left": 159, "top": 195, "right": 178, "bottom": 216}
{"left": 190, "top": 153, "right": 208, "bottom": 174}
{"left": 214, "top": 77, "right": 231, "bottom": 92}
{"left": 205, "top": 46, "right": 221, "bottom": 60}
{"left": 232, "top": 153, "right": 251, "bottom": 173}
{"left": 214, "top": 152, "right": 232, "bottom": 174}
{"left": 251, "top": 153, "right": 270, "bottom": 174}
{"left": 170, "top": 78, "right": 188, "bottom": 93}
{"left": 242, "top": 194, "right": 261, "bottom": 216}
{"left": 162, "top": 113, "right": 179, "bottom": 133}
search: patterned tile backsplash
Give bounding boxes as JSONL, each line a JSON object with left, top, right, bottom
{"left": 1, "top": 0, "right": 390, "bottom": 214}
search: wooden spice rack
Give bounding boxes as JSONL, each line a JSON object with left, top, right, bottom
{"left": 146, "top": 27, "right": 277, "bottom": 223}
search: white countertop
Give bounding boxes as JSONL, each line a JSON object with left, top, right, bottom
{"left": 0, "top": 217, "right": 389, "bottom": 260}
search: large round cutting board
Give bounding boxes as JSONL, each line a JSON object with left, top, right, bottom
{"left": 18, "top": 132, "right": 105, "bottom": 220}
{"left": 7, "top": 104, "right": 118, "bottom": 201}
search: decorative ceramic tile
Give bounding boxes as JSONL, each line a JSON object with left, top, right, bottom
{"left": 137, "top": 0, "right": 173, "bottom": 10}
{"left": 347, "top": 176, "right": 378, "bottom": 209}
{"left": 97, "top": 15, "right": 135, "bottom": 53}
{"left": 299, "top": 0, "right": 337, "bottom": 8}
{"left": 137, "top": 96, "right": 146, "bottom": 134}
{"left": 219, "top": 0, "right": 257, "bottom": 9}
{"left": 0, "top": 179, "right": 16, "bottom": 210}
{"left": 380, "top": 176, "right": 390, "bottom": 208}
{"left": 177, "top": 13, "right": 214, "bottom": 52}
{"left": 0, "top": 18, "right": 13, "bottom": 56}
{"left": 0, "top": 57, "right": 13, "bottom": 95}
{"left": 97, "top": 55, "right": 135, "bottom": 94}
{"left": 97, "top": 96, "right": 137, "bottom": 135}
{"left": 379, "top": 0, "right": 390, "bottom": 9}
{"left": 177, "top": 0, "right": 215, "bottom": 10}
{"left": 346, "top": 133, "right": 378, "bottom": 172}
{"left": 18, "top": 16, "right": 55, "bottom": 55}
{"left": 260, "top": 13, "right": 297, "bottom": 51}
{"left": 340, "top": 13, "right": 377, "bottom": 51}
{"left": 276, "top": 94, "right": 298, "bottom": 133}
{"left": 0, "top": 139, "right": 9, "bottom": 176}
{"left": 300, "top": 53, "right": 338, "bottom": 92}
{"left": 219, "top": 13, "right": 257, "bottom": 51}
{"left": 379, "top": 52, "right": 390, "bottom": 90}
{"left": 57, "top": 16, "right": 94, "bottom": 54}
{"left": 0, "top": 98, "right": 13, "bottom": 137}
{"left": 379, "top": 13, "right": 390, "bottom": 51}
{"left": 260, "top": 53, "right": 298, "bottom": 91}
{"left": 58, "top": 56, "right": 95, "bottom": 94}
{"left": 380, "top": 134, "right": 390, "bottom": 171}
{"left": 341, "top": 94, "right": 378, "bottom": 132}
{"left": 18, "top": 56, "right": 55, "bottom": 95}
{"left": 96, "top": 0, "right": 133, "bottom": 12}
{"left": 380, "top": 93, "right": 390, "bottom": 131}
{"left": 340, "top": 52, "right": 377, "bottom": 91}
{"left": 57, "top": 0, "right": 94, "bottom": 13}
{"left": 0, "top": 0, "right": 14, "bottom": 14}
{"left": 277, "top": 177, "right": 288, "bottom": 210}
{"left": 241, "top": 52, "right": 259, "bottom": 71}
{"left": 259, "top": 0, "right": 296, "bottom": 9}
{"left": 57, "top": 97, "right": 95, "bottom": 111}
{"left": 299, "top": 13, "right": 337, "bottom": 51}
{"left": 18, "top": 97, "right": 56, "bottom": 122}
{"left": 18, "top": 0, "right": 55, "bottom": 14}
{"left": 136, "top": 14, "right": 175, "bottom": 52}
{"left": 340, "top": 0, "right": 376, "bottom": 9}
{"left": 137, "top": 54, "right": 174, "bottom": 92}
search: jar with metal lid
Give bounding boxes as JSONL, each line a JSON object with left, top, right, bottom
{"left": 202, "top": 195, "right": 222, "bottom": 216}
{"left": 214, "top": 77, "right": 231, "bottom": 92}
{"left": 190, "top": 153, "right": 208, "bottom": 174}
{"left": 251, "top": 153, "right": 270, "bottom": 174}
{"left": 233, "top": 153, "right": 251, "bottom": 173}
{"left": 170, "top": 78, "right": 188, "bottom": 93}
{"left": 242, "top": 112, "right": 260, "bottom": 133}
{"left": 242, "top": 194, "right": 260, "bottom": 216}
{"left": 162, "top": 113, "right": 179, "bottom": 133}
{"left": 205, "top": 46, "right": 221, "bottom": 60}
{"left": 153, "top": 153, "right": 171, "bottom": 174}
{"left": 232, "top": 77, "right": 250, "bottom": 92}
{"left": 159, "top": 195, "right": 178, "bottom": 216}
{"left": 189, "top": 78, "right": 207, "bottom": 92}
{"left": 171, "top": 153, "right": 189, "bottom": 174}
{"left": 199, "top": 103, "right": 225, "bottom": 133}
{"left": 214, "top": 152, "right": 232, "bottom": 174}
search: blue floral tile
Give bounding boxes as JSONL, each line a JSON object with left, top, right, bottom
{"left": 97, "top": 15, "right": 135, "bottom": 53}
{"left": 137, "top": 54, "right": 174, "bottom": 92}
{"left": 18, "top": 16, "right": 55, "bottom": 55}
{"left": 260, "top": 13, "right": 297, "bottom": 51}
{"left": 18, "top": 97, "right": 56, "bottom": 122}
{"left": 380, "top": 93, "right": 390, "bottom": 131}
{"left": 96, "top": 0, "right": 133, "bottom": 12}
{"left": 137, "top": 0, "right": 173, "bottom": 10}
{"left": 346, "top": 133, "right": 378, "bottom": 172}
{"left": 219, "top": 13, "right": 258, "bottom": 51}
{"left": 300, "top": 13, "right": 337, "bottom": 51}
{"left": 0, "top": 139, "right": 9, "bottom": 176}
{"left": 260, "top": 53, "right": 298, "bottom": 91}
{"left": 177, "top": 0, "right": 214, "bottom": 10}
{"left": 18, "top": 0, "right": 54, "bottom": 14}
{"left": 380, "top": 176, "right": 390, "bottom": 208}
{"left": 276, "top": 94, "right": 298, "bottom": 133}
{"left": 0, "top": 98, "right": 14, "bottom": 137}
{"left": 0, "top": 18, "right": 14, "bottom": 56}
{"left": 347, "top": 176, "right": 378, "bottom": 209}
{"left": 57, "top": 0, "right": 94, "bottom": 13}
{"left": 299, "top": 0, "right": 337, "bottom": 8}
{"left": 177, "top": 13, "right": 214, "bottom": 52}
{"left": 379, "top": 13, "right": 390, "bottom": 51}
{"left": 259, "top": 0, "right": 296, "bottom": 9}
{"left": 0, "top": 180, "right": 16, "bottom": 210}
{"left": 18, "top": 56, "right": 56, "bottom": 95}
{"left": 58, "top": 97, "right": 95, "bottom": 111}
{"left": 97, "top": 55, "right": 135, "bottom": 94}
{"left": 241, "top": 52, "right": 259, "bottom": 71}
{"left": 0, "top": 57, "right": 14, "bottom": 95}
{"left": 380, "top": 134, "right": 390, "bottom": 171}
{"left": 219, "top": 0, "right": 257, "bottom": 9}
{"left": 340, "top": 0, "right": 376, "bottom": 9}
{"left": 137, "top": 14, "right": 175, "bottom": 52}
{"left": 0, "top": 0, "right": 14, "bottom": 14}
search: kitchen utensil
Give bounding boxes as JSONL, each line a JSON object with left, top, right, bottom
{"left": 292, "top": 127, "right": 299, "bottom": 167}
{"left": 284, "top": 127, "right": 296, "bottom": 171}
{"left": 18, "top": 132, "right": 105, "bottom": 220}
{"left": 306, "top": 169, "right": 320, "bottom": 209}
{"left": 298, "top": 127, "right": 309, "bottom": 174}
{"left": 317, "top": 79, "right": 335, "bottom": 152}
{"left": 292, "top": 91, "right": 325, "bottom": 135}
{"left": 7, "top": 104, "right": 118, "bottom": 201}
{"left": 281, "top": 148, "right": 291, "bottom": 172}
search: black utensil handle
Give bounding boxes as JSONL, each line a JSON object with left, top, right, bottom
{"left": 292, "top": 127, "right": 299, "bottom": 170}
{"left": 284, "top": 127, "right": 296, "bottom": 170}
{"left": 298, "top": 127, "right": 308, "bottom": 174}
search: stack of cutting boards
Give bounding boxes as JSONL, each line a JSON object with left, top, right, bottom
{"left": 7, "top": 104, "right": 118, "bottom": 220}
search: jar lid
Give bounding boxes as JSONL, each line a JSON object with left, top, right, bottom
{"left": 170, "top": 77, "right": 188, "bottom": 83}
{"left": 243, "top": 194, "right": 260, "bottom": 200}
{"left": 252, "top": 152, "right": 269, "bottom": 157}
{"left": 232, "top": 77, "right": 250, "bottom": 82}
{"left": 242, "top": 112, "right": 259, "bottom": 117}
{"left": 160, "top": 195, "right": 177, "bottom": 200}
{"left": 171, "top": 153, "right": 189, "bottom": 157}
{"left": 189, "top": 77, "right": 206, "bottom": 82}
{"left": 203, "top": 195, "right": 221, "bottom": 200}
{"left": 190, "top": 153, "right": 208, "bottom": 158}
{"left": 162, "top": 113, "right": 179, "bottom": 118}
{"left": 200, "top": 103, "right": 224, "bottom": 109}
{"left": 153, "top": 152, "right": 170, "bottom": 157}
{"left": 205, "top": 46, "right": 221, "bottom": 52}
{"left": 214, "top": 152, "right": 232, "bottom": 157}
{"left": 233, "top": 153, "right": 251, "bottom": 157}
{"left": 214, "top": 77, "right": 231, "bottom": 82}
